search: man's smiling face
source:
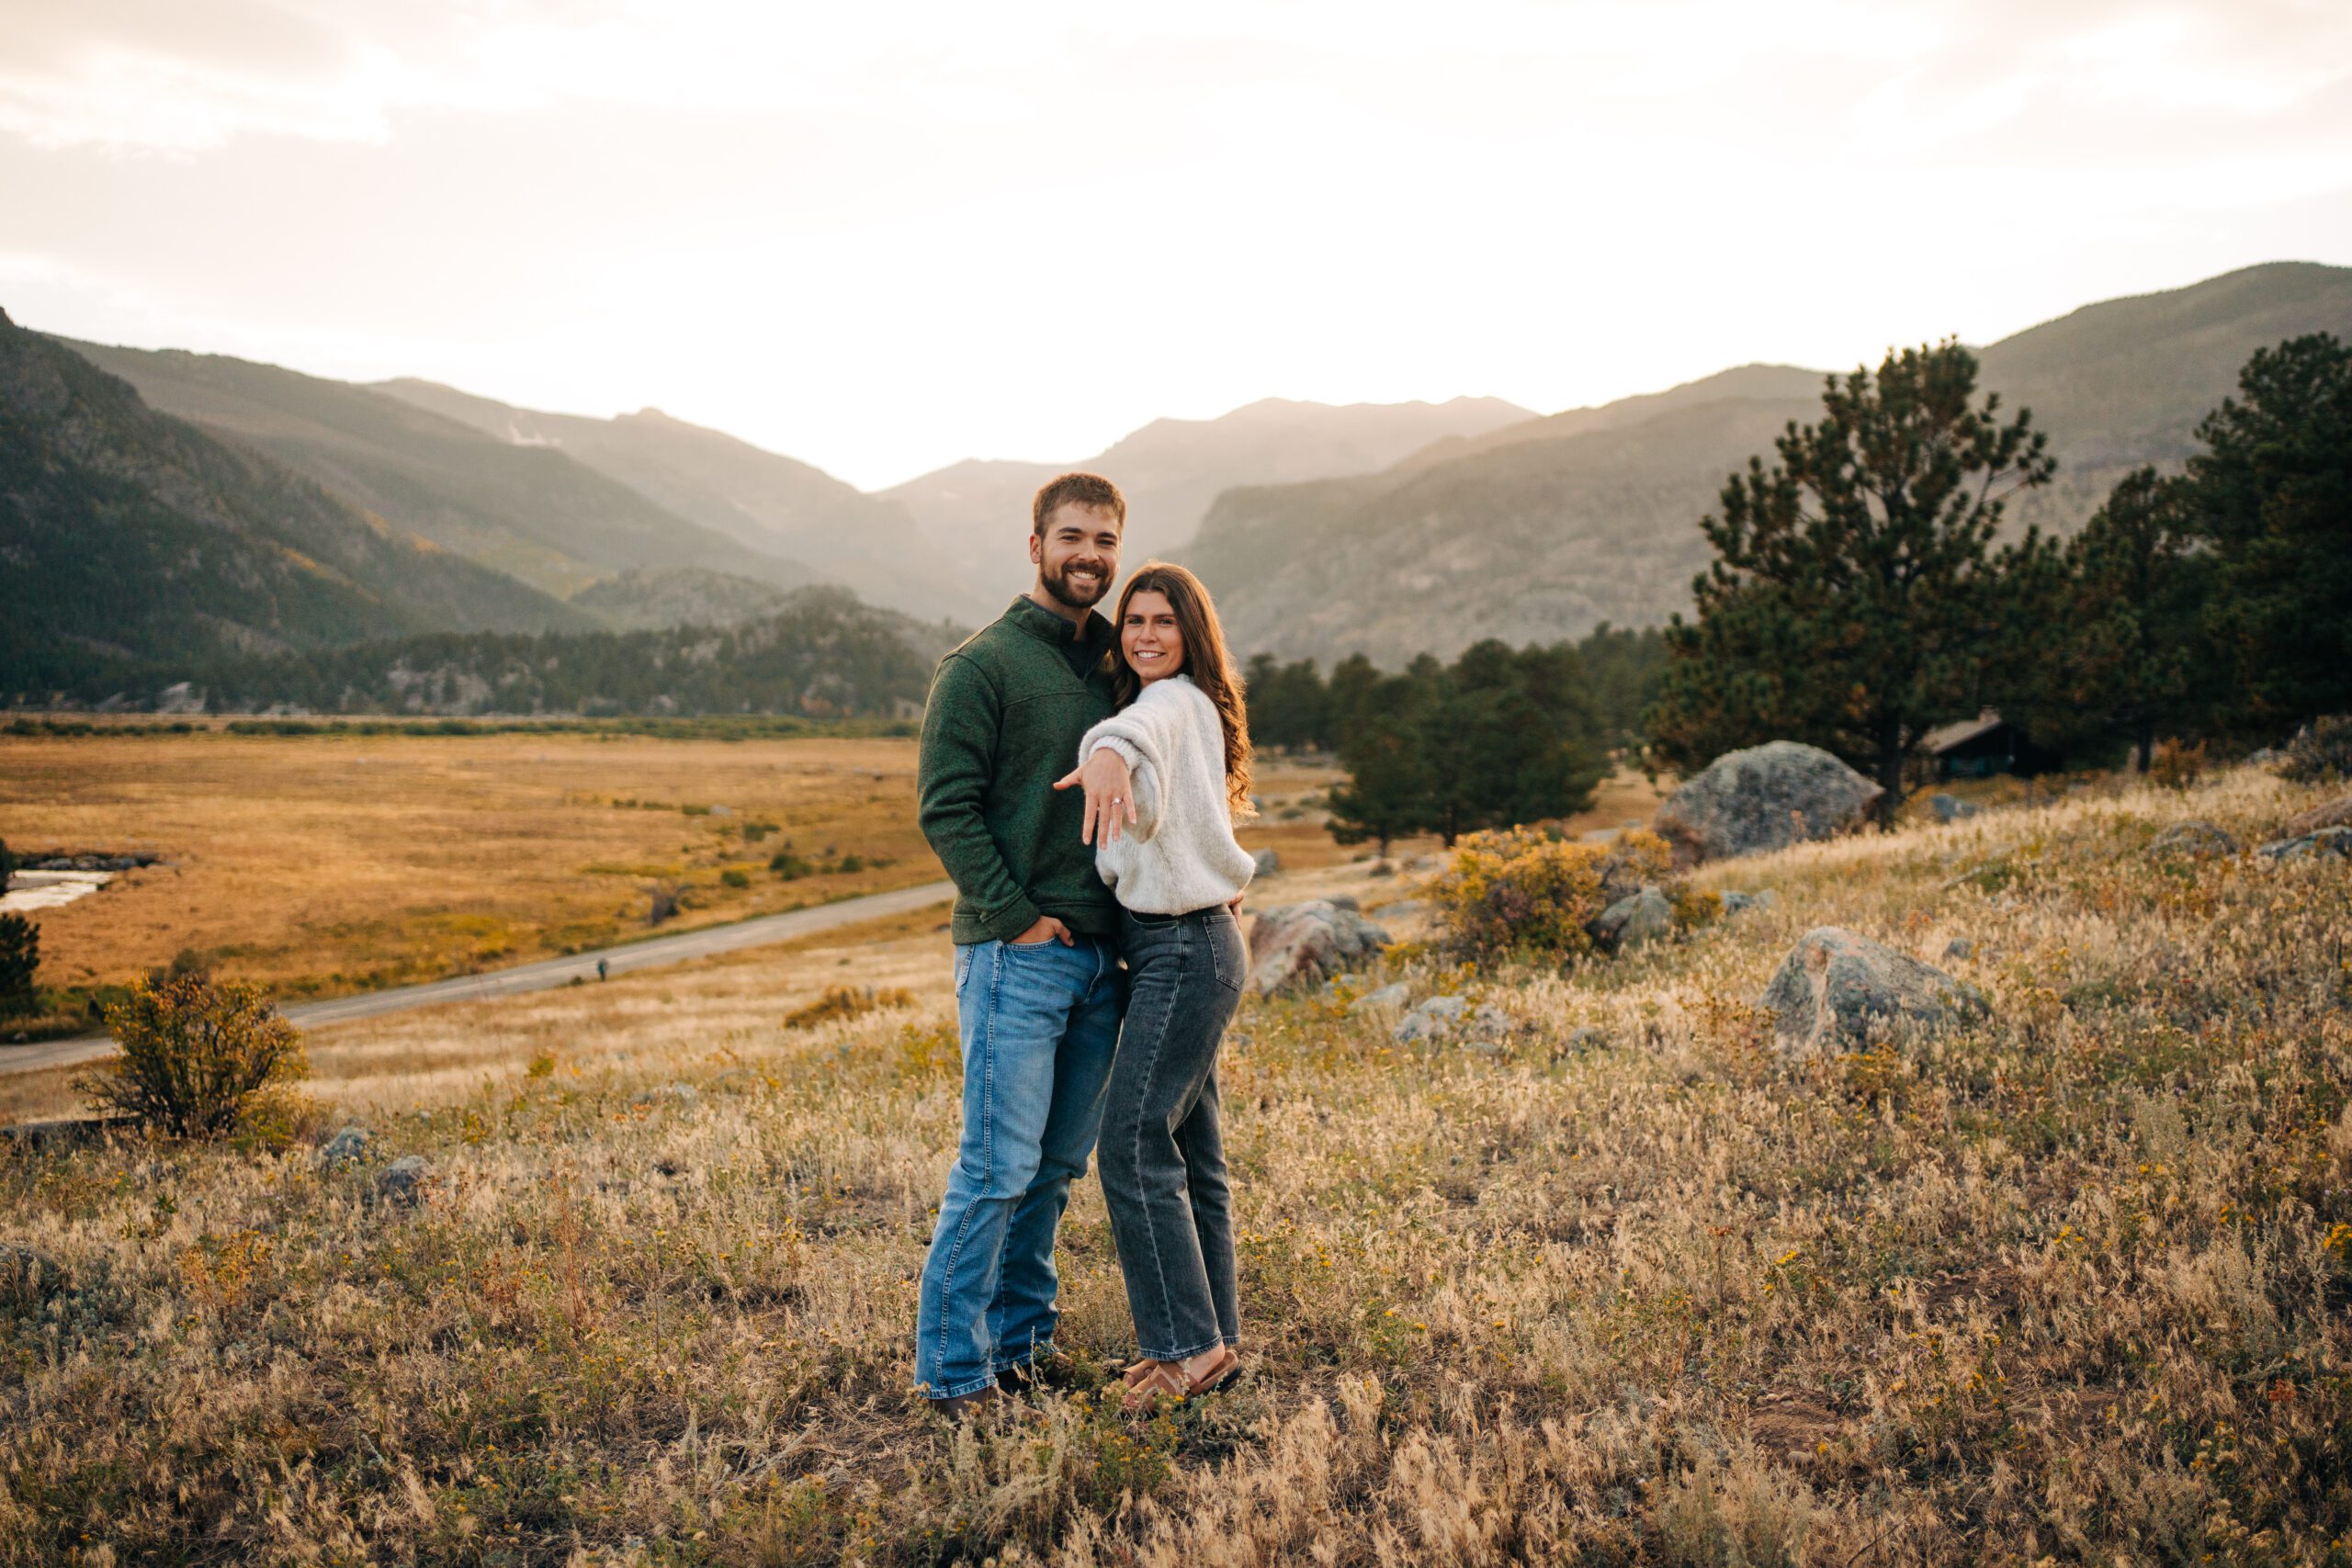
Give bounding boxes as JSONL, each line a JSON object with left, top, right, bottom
{"left": 1030, "top": 502, "right": 1123, "bottom": 614}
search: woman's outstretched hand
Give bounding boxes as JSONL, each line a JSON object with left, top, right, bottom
{"left": 1053, "top": 749, "right": 1136, "bottom": 845}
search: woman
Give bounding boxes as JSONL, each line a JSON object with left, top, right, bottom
{"left": 1058, "top": 561, "right": 1258, "bottom": 1412}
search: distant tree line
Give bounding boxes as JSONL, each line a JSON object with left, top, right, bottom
{"left": 1644, "top": 333, "right": 2352, "bottom": 821}
{"left": 1239, "top": 626, "right": 1668, "bottom": 853}
{"left": 18, "top": 590, "right": 936, "bottom": 719}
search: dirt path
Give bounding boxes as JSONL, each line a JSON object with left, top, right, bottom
{"left": 0, "top": 880, "right": 956, "bottom": 1077}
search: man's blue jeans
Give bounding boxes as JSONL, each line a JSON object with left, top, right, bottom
{"left": 914, "top": 934, "right": 1123, "bottom": 1399}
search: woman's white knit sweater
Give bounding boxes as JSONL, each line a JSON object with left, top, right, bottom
{"left": 1078, "top": 674, "right": 1257, "bottom": 915}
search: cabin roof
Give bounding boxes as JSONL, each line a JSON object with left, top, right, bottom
{"left": 1923, "top": 709, "right": 2008, "bottom": 755}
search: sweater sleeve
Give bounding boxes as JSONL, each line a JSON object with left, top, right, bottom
{"left": 1081, "top": 687, "right": 1186, "bottom": 844}
{"left": 917, "top": 654, "right": 1041, "bottom": 942}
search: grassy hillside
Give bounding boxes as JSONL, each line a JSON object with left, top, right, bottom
{"left": 374, "top": 380, "right": 978, "bottom": 625}
{"left": 0, "top": 310, "right": 582, "bottom": 697}
{"left": 2, "top": 764, "right": 2344, "bottom": 1562}
{"left": 1188, "top": 263, "right": 2352, "bottom": 662}
{"left": 62, "top": 341, "right": 817, "bottom": 602}
{"left": 882, "top": 395, "right": 1535, "bottom": 589}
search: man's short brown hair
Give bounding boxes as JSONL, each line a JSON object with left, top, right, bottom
{"left": 1032, "top": 472, "right": 1125, "bottom": 537}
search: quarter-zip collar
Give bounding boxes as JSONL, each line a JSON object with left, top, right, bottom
{"left": 1004, "top": 594, "right": 1114, "bottom": 681}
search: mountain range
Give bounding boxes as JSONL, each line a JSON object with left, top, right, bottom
{"left": 880, "top": 395, "right": 1534, "bottom": 592}
{"left": 6, "top": 260, "right": 2349, "bottom": 706}
{"left": 367, "top": 379, "right": 982, "bottom": 624}
{"left": 1181, "top": 262, "right": 2352, "bottom": 663}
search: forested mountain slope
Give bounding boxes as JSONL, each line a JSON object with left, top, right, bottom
{"left": 0, "top": 311, "right": 583, "bottom": 699}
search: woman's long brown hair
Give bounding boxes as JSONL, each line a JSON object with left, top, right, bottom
{"left": 1108, "top": 561, "right": 1254, "bottom": 817}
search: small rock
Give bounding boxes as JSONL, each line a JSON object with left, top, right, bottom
{"left": 1250, "top": 849, "right": 1282, "bottom": 877}
{"left": 1589, "top": 886, "right": 1674, "bottom": 952}
{"left": 1719, "top": 889, "right": 1778, "bottom": 916}
{"left": 1405, "top": 855, "right": 1435, "bottom": 872}
{"left": 377, "top": 1156, "right": 430, "bottom": 1207}
{"left": 1563, "top": 1026, "right": 1609, "bottom": 1054}
{"left": 634, "top": 1083, "right": 699, "bottom": 1107}
{"left": 1379, "top": 898, "right": 1428, "bottom": 918}
{"left": 1469, "top": 1002, "right": 1511, "bottom": 1042}
{"left": 2256, "top": 826, "right": 2352, "bottom": 864}
{"left": 1368, "top": 862, "right": 1396, "bottom": 878}
{"left": 2281, "top": 792, "right": 2352, "bottom": 838}
{"left": 1393, "top": 994, "right": 1469, "bottom": 1043}
{"left": 1942, "top": 937, "right": 1975, "bottom": 961}
{"left": 1758, "top": 927, "right": 1987, "bottom": 1057}
{"left": 1318, "top": 972, "right": 1364, "bottom": 999}
{"left": 1351, "top": 982, "right": 1411, "bottom": 1015}
{"left": 2248, "top": 747, "right": 2280, "bottom": 765}
{"left": 2149, "top": 820, "right": 2238, "bottom": 858}
{"left": 317, "top": 1125, "right": 369, "bottom": 1169}
{"left": 1328, "top": 895, "right": 1362, "bottom": 912}
{"left": 1929, "top": 793, "right": 1961, "bottom": 823}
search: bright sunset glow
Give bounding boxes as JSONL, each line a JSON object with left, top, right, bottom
{"left": 4, "top": 0, "right": 2348, "bottom": 487}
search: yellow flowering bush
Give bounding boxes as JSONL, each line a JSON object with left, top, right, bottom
{"left": 1430, "top": 828, "right": 1611, "bottom": 957}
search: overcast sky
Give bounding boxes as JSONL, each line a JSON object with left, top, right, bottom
{"left": 4, "top": 1, "right": 2348, "bottom": 490}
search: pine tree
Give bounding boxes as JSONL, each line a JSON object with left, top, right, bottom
{"left": 1324, "top": 654, "right": 1383, "bottom": 753}
{"left": 1421, "top": 641, "right": 1605, "bottom": 842}
{"left": 2043, "top": 468, "right": 2214, "bottom": 772}
{"left": 2178, "top": 333, "right": 2352, "bottom": 728}
{"left": 1326, "top": 713, "right": 1432, "bottom": 858}
{"left": 0, "top": 912, "right": 39, "bottom": 1021}
{"left": 1647, "top": 341, "right": 2056, "bottom": 821}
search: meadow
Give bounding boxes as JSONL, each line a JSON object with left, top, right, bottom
{"left": 3, "top": 761, "right": 2348, "bottom": 1564}
{"left": 0, "top": 727, "right": 956, "bottom": 1017}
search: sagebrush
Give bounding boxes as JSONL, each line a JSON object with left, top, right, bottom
{"left": 73, "top": 973, "right": 308, "bottom": 1137}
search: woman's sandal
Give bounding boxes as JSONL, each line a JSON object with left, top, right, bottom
{"left": 1120, "top": 1346, "right": 1240, "bottom": 1414}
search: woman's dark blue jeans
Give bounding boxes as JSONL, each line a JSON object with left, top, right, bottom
{"left": 1100, "top": 904, "right": 1246, "bottom": 1362}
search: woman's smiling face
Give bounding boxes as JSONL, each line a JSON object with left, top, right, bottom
{"left": 1121, "top": 589, "right": 1186, "bottom": 686}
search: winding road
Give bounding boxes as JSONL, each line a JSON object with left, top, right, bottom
{"left": 0, "top": 880, "right": 956, "bottom": 1077}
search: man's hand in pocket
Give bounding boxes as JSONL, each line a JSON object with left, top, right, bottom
{"left": 1012, "top": 916, "right": 1074, "bottom": 946}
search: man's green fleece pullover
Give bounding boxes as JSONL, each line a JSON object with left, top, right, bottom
{"left": 917, "top": 595, "right": 1122, "bottom": 946}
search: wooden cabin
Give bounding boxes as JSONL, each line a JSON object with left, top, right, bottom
{"left": 1920, "top": 709, "right": 2063, "bottom": 781}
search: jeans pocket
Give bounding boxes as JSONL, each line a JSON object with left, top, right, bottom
{"left": 953, "top": 944, "right": 976, "bottom": 995}
{"left": 1208, "top": 916, "right": 1245, "bottom": 992}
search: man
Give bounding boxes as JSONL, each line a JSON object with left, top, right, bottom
{"left": 912, "top": 471, "right": 1128, "bottom": 1416}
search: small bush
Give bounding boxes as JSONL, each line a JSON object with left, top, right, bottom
{"left": 0, "top": 911, "right": 38, "bottom": 1021}
{"left": 2280, "top": 715, "right": 2352, "bottom": 784}
{"left": 74, "top": 974, "right": 309, "bottom": 1139}
{"left": 2151, "top": 739, "right": 2207, "bottom": 790}
{"left": 1596, "top": 827, "right": 1673, "bottom": 903}
{"left": 770, "top": 852, "right": 815, "bottom": 880}
{"left": 720, "top": 868, "right": 752, "bottom": 889}
{"left": 783, "top": 986, "right": 917, "bottom": 1031}
{"left": 647, "top": 884, "right": 682, "bottom": 925}
{"left": 1430, "top": 829, "right": 1609, "bottom": 958}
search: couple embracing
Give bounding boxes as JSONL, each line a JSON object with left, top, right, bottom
{"left": 912, "top": 471, "right": 1257, "bottom": 1417}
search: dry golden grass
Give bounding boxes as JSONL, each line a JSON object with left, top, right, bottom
{"left": 1237, "top": 759, "right": 1670, "bottom": 878}
{"left": 0, "top": 730, "right": 941, "bottom": 1000}
{"left": 4, "top": 765, "right": 2349, "bottom": 1564}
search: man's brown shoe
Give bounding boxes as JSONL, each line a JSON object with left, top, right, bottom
{"left": 930, "top": 1387, "right": 999, "bottom": 1420}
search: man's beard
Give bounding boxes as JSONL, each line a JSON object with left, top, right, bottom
{"left": 1041, "top": 558, "right": 1112, "bottom": 610}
